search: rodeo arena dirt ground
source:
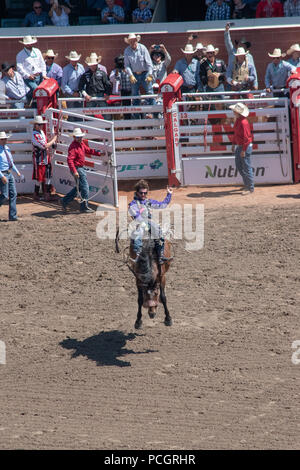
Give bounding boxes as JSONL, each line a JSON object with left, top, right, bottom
{"left": 0, "top": 180, "right": 300, "bottom": 451}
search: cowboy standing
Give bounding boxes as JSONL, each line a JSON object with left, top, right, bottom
{"left": 0, "top": 131, "right": 21, "bottom": 221}
{"left": 43, "top": 49, "right": 63, "bottom": 87}
{"left": 1, "top": 62, "right": 31, "bottom": 109}
{"left": 173, "top": 44, "right": 203, "bottom": 94}
{"left": 78, "top": 54, "right": 112, "bottom": 110}
{"left": 16, "top": 35, "right": 47, "bottom": 101}
{"left": 61, "top": 128, "right": 102, "bottom": 214}
{"left": 265, "top": 48, "right": 296, "bottom": 96}
{"left": 226, "top": 47, "right": 256, "bottom": 92}
{"left": 230, "top": 102, "right": 254, "bottom": 195}
{"left": 61, "top": 50, "right": 85, "bottom": 109}
{"left": 124, "top": 33, "right": 154, "bottom": 118}
{"left": 128, "top": 179, "right": 173, "bottom": 264}
{"left": 149, "top": 44, "right": 171, "bottom": 86}
{"left": 286, "top": 43, "right": 300, "bottom": 67}
{"left": 31, "top": 115, "right": 57, "bottom": 201}
{"left": 200, "top": 44, "right": 226, "bottom": 95}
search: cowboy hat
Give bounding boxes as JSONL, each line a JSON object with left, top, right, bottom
{"left": 205, "top": 44, "right": 219, "bottom": 54}
{"left": 124, "top": 33, "right": 141, "bottom": 44}
{"left": 65, "top": 50, "right": 81, "bottom": 61}
{"left": 89, "top": 52, "right": 102, "bottom": 62}
{"left": 1, "top": 62, "right": 15, "bottom": 73}
{"left": 19, "top": 35, "right": 37, "bottom": 45}
{"left": 234, "top": 47, "right": 248, "bottom": 56}
{"left": 72, "top": 127, "right": 86, "bottom": 137}
{"left": 0, "top": 131, "right": 11, "bottom": 139}
{"left": 287, "top": 43, "right": 300, "bottom": 55}
{"left": 85, "top": 55, "right": 99, "bottom": 66}
{"left": 268, "top": 48, "right": 286, "bottom": 58}
{"left": 195, "top": 42, "right": 205, "bottom": 51}
{"left": 43, "top": 49, "right": 58, "bottom": 58}
{"left": 31, "top": 115, "right": 47, "bottom": 125}
{"left": 181, "top": 44, "right": 196, "bottom": 54}
{"left": 229, "top": 102, "right": 249, "bottom": 117}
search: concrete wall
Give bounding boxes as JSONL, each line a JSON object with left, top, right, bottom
{"left": 1, "top": 18, "right": 300, "bottom": 88}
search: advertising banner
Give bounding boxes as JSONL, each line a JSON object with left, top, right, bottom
{"left": 116, "top": 152, "right": 168, "bottom": 179}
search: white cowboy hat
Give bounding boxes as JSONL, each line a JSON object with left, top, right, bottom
{"left": 287, "top": 43, "right": 300, "bottom": 55}
{"left": 205, "top": 44, "right": 219, "bottom": 54}
{"left": 124, "top": 33, "right": 141, "bottom": 44}
{"left": 181, "top": 44, "right": 196, "bottom": 54}
{"left": 85, "top": 55, "right": 99, "bottom": 66}
{"left": 268, "top": 48, "right": 286, "bottom": 58}
{"left": 32, "top": 115, "right": 47, "bottom": 125}
{"left": 43, "top": 49, "right": 58, "bottom": 58}
{"left": 65, "top": 50, "right": 81, "bottom": 61}
{"left": 89, "top": 52, "right": 102, "bottom": 62}
{"left": 229, "top": 102, "right": 249, "bottom": 117}
{"left": 234, "top": 46, "right": 248, "bottom": 56}
{"left": 72, "top": 128, "right": 86, "bottom": 138}
{"left": 0, "top": 131, "right": 11, "bottom": 139}
{"left": 196, "top": 42, "right": 205, "bottom": 51}
{"left": 19, "top": 35, "right": 37, "bottom": 46}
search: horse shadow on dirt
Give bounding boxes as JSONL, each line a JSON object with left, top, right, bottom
{"left": 187, "top": 189, "right": 242, "bottom": 198}
{"left": 60, "top": 330, "right": 157, "bottom": 367}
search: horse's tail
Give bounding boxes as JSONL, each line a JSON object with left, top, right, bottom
{"left": 115, "top": 228, "right": 121, "bottom": 253}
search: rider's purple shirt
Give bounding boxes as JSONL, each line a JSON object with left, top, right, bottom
{"left": 128, "top": 192, "right": 172, "bottom": 223}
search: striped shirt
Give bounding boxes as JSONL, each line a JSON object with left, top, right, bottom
{"left": 284, "top": 0, "right": 300, "bottom": 16}
{"left": 205, "top": 1, "right": 230, "bottom": 20}
{"left": 132, "top": 7, "right": 153, "bottom": 22}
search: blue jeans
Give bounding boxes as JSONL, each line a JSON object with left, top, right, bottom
{"left": 62, "top": 167, "right": 90, "bottom": 211}
{"left": 235, "top": 144, "right": 254, "bottom": 191}
{"left": 0, "top": 172, "right": 18, "bottom": 220}
{"left": 131, "top": 71, "right": 154, "bottom": 119}
{"left": 131, "top": 220, "right": 163, "bottom": 253}
{"left": 24, "top": 74, "right": 43, "bottom": 101}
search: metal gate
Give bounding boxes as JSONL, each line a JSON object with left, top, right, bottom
{"left": 171, "top": 95, "right": 293, "bottom": 186}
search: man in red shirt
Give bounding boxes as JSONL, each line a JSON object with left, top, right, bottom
{"left": 229, "top": 102, "right": 254, "bottom": 195}
{"left": 61, "top": 127, "right": 102, "bottom": 213}
{"left": 256, "top": 0, "right": 284, "bottom": 17}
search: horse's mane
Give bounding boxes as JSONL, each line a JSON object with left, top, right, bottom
{"left": 135, "top": 238, "right": 157, "bottom": 288}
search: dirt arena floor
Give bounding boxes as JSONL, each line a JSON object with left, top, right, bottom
{"left": 0, "top": 182, "right": 300, "bottom": 450}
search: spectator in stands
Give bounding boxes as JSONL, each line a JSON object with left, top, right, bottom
{"left": 61, "top": 50, "right": 85, "bottom": 100}
{"left": 224, "top": 23, "right": 258, "bottom": 89}
{"left": 124, "top": 33, "right": 155, "bottom": 118}
{"left": 0, "top": 131, "right": 21, "bottom": 221}
{"left": 132, "top": 0, "right": 153, "bottom": 23}
{"left": 101, "top": 0, "right": 125, "bottom": 23}
{"left": 78, "top": 54, "right": 112, "bottom": 111}
{"left": 1, "top": 62, "right": 31, "bottom": 109}
{"left": 200, "top": 44, "right": 226, "bottom": 107}
{"left": 24, "top": 1, "right": 52, "bottom": 27}
{"left": 43, "top": 49, "right": 63, "bottom": 87}
{"left": 31, "top": 115, "right": 57, "bottom": 202}
{"left": 205, "top": 0, "right": 230, "bottom": 21}
{"left": 286, "top": 44, "right": 300, "bottom": 67}
{"left": 256, "top": 0, "right": 283, "bottom": 17}
{"left": 48, "top": 0, "right": 70, "bottom": 26}
{"left": 173, "top": 44, "right": 203, "bottom": 94}
{"left": 16, "top": 36, "right": 47, "bottom": 101}
{"left": 109, "top": 54, "right": 132, "bottom": 119}
{"left": 232, "top": 0, "right": 253, "bottom": 18}
{"left": 265, "top": 48, "right": 296, "bottom": 96}
{"left": 226, "top": 47, "right": 256, "bottom": 92}
{"left": 284, "top": 0, "right": 300, "bottom": 16}
{"left": 149, "top": 44, "right": 171, "bottom": 85}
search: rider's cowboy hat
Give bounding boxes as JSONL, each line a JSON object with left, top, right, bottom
{"left": 229, "top": 102, "right": 249, "bottom": 117}
{"left": 31, "top": 115, "right": 47, "bottom": 125}
{"left": 181, "top": 44, "right": 196, "bottom": 54}
{"left": 268, "top": 48, "right": 286, "bottom": 58}
{"left": 234, "top": 46, "right": 248, "bottom": 56}
{"left": 286, "top": 43, "right": 300, "bottom": 55}
{"left": 0, "top": 131, "right": 11, "bottom": 139}
{"left": 65, "top": 50, "right": 81, "bottom": 61}
{"left": 72, "top": 128, "right": 86, "bottom": 138}
{"left": 43, "top": 49, "right": 58, "bottom": 58}
{"left": 124, "top": 33, "right": 141, "bottom": 44}
{"left": 19, "top": 35, "right": 37, "bottom": 45}
{"left": 1, "top": 62, "right": 15, "bottom": 73}
{"left": 205, "top": 44, "right": 219, "bottom": 54}
{"left": 85, "top": 54, "right": 99, "bottom": 66}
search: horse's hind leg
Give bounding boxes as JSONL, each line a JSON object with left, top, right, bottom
{"left": 160, "top": 286, "right": 172, "bottom": 326}
{"left": 135, "top": 288, "right": 143, "bottom": 329}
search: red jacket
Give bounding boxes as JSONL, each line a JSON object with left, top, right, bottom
{"left": 233, "top": 116, "right": 253, "bottom": 151}
{"left": 67, "top": 140, "right": 101, "bottom": 174}
{"left": 256, "top": 0, "right": 283, "bottom": 17}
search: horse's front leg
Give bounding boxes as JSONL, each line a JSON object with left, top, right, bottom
{"left": 135, "top": 287, "right": 143, "bottom": 329}
{"left": 160, "top": 285, "right": 172, "bottom": 326}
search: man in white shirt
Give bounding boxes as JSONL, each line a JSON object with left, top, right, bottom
{"left": 16, "top": 35, "right": 47, "bottom": 101}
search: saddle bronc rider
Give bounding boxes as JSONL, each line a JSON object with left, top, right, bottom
{"left": 128, "top": 179, "right": 173, "bottom": 264}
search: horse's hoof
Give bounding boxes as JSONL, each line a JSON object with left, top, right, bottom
{"left": 134, "top": 320, "right": 142, "bottom": 329}
{"left": 164, "top": 318, "right": 173, "bottom": 327}
{"left": 148, "top": 312, "right": 156, "bottom": 319}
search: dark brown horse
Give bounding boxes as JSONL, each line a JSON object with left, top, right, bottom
{"left": 129, "top": 237, "right": 173, "bottom": 329}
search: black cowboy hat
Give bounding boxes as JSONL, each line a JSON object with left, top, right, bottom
{"left": 150, "top": 49, "right": 165, "bottom": 61}
{"left": 235, "top": 37, "right": 251, "bottom": 49}
{"left": 1, "top": 62, "right": 15, "bottom": 72}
